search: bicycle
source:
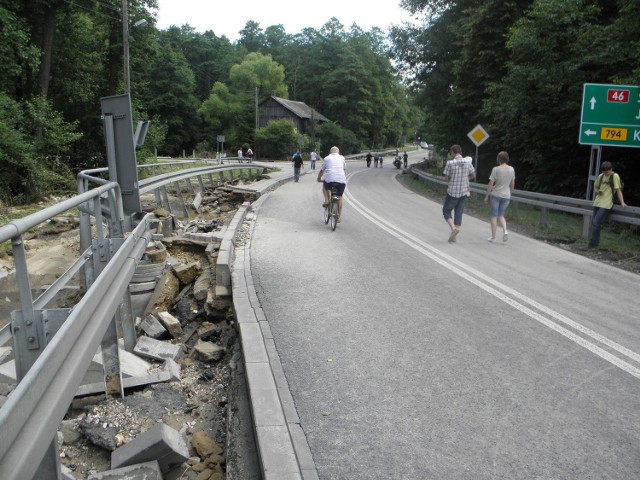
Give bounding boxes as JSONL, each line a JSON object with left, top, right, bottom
{"left": 323, "top": 184, "right": 340, "bottom": 231}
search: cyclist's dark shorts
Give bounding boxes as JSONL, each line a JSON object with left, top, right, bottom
{"left": 323, "top": 181, "right": 346, "bottom": 197}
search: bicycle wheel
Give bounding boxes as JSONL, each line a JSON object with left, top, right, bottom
{"left": 323, "top": 203, "right": 330, "bottom": 224}
{"left": 329, "top": 199, "right": 338, "bottom": 230}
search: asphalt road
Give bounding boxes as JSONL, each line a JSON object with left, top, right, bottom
{"left": 250, "top": 154, "right": 640, "bottom": 479}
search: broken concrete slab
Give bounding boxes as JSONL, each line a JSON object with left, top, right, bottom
{"left": 111, "top": 423, "right": 189, "bottom": 474}
{"left": 191, "top": 339, "right": 225, "bottom": 363}
{"left": 157, "top": 312, "right": 183, "bottom": 339}
{"left": 192, "top": 268, "right": 211, "bottom": 301}
{"left": 76, "top": 359, "right": 180, "bottom": 397}
{"left": 1, "top": 347, "right": 153, "bottom": 385}
{"left": 171, "top": 262, "right": 200, "bottom": 287}
{"left": 192, "top": 192, "right": 203, "bottom": 211}
{"left": 134, "top": 336, "right": 182, "bottom": 362}
{"left": 140, "top": 314, "right": 167, "bottom": 339}
{"left": 88, "top": 460, "right": 163, "bottom": 479}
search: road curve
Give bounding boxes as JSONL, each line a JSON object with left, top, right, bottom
{"left": 249, "top": 154, "right": 640, "bottom": 479}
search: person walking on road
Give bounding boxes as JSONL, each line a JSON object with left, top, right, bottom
{"left": 317, "top": 146, "right": 347, "bottom": 222}
{"left": 403, "top": 151, "right": 408, "bottom": 168}
{"left": 366, "top": 152, "right": 372, "bottom": 168}
{"left": 246, "top": 147, "right": 253, "bottom": 162}
{"left": 292, "top": 149, "right": 304, "bottom": 182}
{"left": 237, "top": 147, "right": 243, "bottom": 163}
{"left": 589, "top": 161, "right": 627, "bottom": 248}
{"left": 484, "top": 151, "right": 515, "bottom": 243}
{"left": 443, "top": 144, "right": 475, "bottom": 242}
{"left": 310, "top": 150, "right": 318, "bottom": 170}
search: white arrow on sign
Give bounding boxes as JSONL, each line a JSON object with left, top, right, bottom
{"left": 590, "top": 97, "right": 597, "bottom": 110}
{"left": 584, "top": 129, "right": 597, "bottom": 136}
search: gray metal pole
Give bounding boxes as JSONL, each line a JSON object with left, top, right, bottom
{"left": 123, "top": 0, "right": 130, "bottom": 94}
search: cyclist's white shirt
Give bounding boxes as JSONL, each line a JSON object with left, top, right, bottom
{"left": 320, "top": 153, "right": 347, "bottom": 183}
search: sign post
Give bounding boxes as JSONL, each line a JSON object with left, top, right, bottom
{"left": 579, "top": 83, "right": 640, "bottom": 148}
{"left": 579, "top": 83, "right": 640, "bottom": 199}
{"left": 216, "top": 135, "right": 225, "bottom": 164}
{"left": 467, "top": 124, "right": 490, "bottom": 173}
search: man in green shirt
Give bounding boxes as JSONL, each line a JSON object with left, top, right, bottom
{"left": 589, "top": 161, "right": 627, "bottom": 248}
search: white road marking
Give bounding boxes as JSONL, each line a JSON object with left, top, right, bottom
{"left": 344, "top": 178, "right": 640, "bottom": 380}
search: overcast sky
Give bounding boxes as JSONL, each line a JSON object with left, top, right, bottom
{"left": 154, "top": 0, "right": 418, "bottom": 41}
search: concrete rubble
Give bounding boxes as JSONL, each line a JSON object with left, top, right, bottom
{"left": 0, "top": 180, "right": 253, "bottom": 479}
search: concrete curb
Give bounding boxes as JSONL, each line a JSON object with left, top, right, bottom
{"left": 219, "top": 168, "right": 318, "bottom": 480}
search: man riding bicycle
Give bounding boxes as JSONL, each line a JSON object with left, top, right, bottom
{"left": 317, "top": 146, "right": 347, "bottom": 222}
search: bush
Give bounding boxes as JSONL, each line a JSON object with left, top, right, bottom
{"left": 255, "top": 120, "right": 298, "bottom": 160}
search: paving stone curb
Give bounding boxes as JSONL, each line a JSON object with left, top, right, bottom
{"left": 219, "top": 166, "right": 318, "bottom": 480}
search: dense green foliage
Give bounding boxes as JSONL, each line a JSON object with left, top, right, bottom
{"left": 0, "top": 2, "right": 416, "bottom": 204}
{"left": 1, "top": 0, "right": 638, "bottom": 205}
{"left": 392, "top": 0, "right": 640, "bottom": 203}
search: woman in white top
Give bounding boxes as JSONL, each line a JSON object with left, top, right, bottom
{"left": 484, "top": 151, "right": 515, "bottom": 242}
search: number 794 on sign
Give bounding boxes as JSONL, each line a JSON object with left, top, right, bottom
{"left": 601, "top": 128, "right": 628, "bottom": 141}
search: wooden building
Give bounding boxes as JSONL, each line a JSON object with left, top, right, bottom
{"left": 258, "top": 96, "right": 329, "bottom": 135}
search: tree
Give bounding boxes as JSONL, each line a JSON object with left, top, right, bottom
{"left": 254, "top": 119, "right": 298, "bottom": 160}
{"left": 317, "top": 122, "right": 359, "bottom": 155}
{"left": 229, "top": 52, "right": 287, "bottom": 97}
{"left": 483, "top": 0, "right": 640, "bottom": 194}
{"left": 141, "top": 37, "right": 200, "bottom": 156}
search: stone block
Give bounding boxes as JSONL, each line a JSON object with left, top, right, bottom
{"left": 191, "top": 339, "right": 225, "bottom": 363}
{"left": 134, "top": 336, "right": 183, "bottom": 362}
{"left": 140, "top": 314, "right": 167, "bottom": 339}
{"left": 171, "top": 262, "right": 200, "bottom": 286}
{"left": 89, "top": 460, "right": 163, "bottom": 479}
{"left": 193, "top": 269, "right": 211, "bottom": 301}
{"left": 111, "top": 423, "right": 189, "bottom": 473}
{"left": 157, "top": 311, "right": 183, "bottom": 339}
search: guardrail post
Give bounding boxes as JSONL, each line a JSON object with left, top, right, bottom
{"left": 173, "top": 181, "right": 189, "bottom": 217}
{"left": 196, "top": 175, "right": 206, "bottom": 193}
{"left": 582, "top": 214, "right": 592, "bottom": 239}
{"left": 118, "top": 288, "right": 137, "bottom": 352}
{"left": 185, "top": 177, "right": 195, "bottom": 195}
{"left": 160, "top": 185, "right": 171, "bottom": 212}
{"left": 539, "top": 207, "right": 548, "bottom": 227}
{"left": 10, "top": 235, "right": 62, "bottom": 479}
{"left": 91, "top": 237, "right": 125, "bottom": 398}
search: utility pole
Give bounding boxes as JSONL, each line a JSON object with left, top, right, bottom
{"left": 123, "top": 0, "right": 130, "bottom": 94}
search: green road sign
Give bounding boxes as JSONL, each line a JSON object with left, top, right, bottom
{"left": 579, "top": 83, "right": 640, "bottom": 148}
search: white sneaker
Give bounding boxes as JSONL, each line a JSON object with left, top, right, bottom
{"left": 503, "top": 232, "right": 509, "bottom": 242}
{"left": 487, "top": 237, "right": 496, "bottom": 243}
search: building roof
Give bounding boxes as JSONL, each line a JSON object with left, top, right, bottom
{"left": 266, "top": 96, "right": 329, "bottom": 122}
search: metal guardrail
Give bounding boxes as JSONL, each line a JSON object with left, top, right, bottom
{"left": 0, "top": 160, "right": 268, "bottom": 479}
{"left": 410, "top": 167, "right": 640, "bottom": 237}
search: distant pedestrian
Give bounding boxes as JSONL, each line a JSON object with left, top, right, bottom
{"left": 246, "top": 147, "right": 253, "bottom": 162}
{"left": 310, "top": 150, "right": 318, "bottom": 170}
{"left": 366, "top": 152, "right": 372, "bottom": 168}
{"left": 443, "top": 144, "right": 475, "bottom": 242}
{"left": 589, "top": 161, "right": 627, "bottom": 248}
{"left": 292, "top": 149, "right": 304, "bottom": 182}
{"left": 403, "top": 151, "right": 408, "bottom": 168}
{"left": 374, "top": 155, "right": 379, "bottom": 168}
{"left": 237, "top": 147, "right": 243, "bottom": 163}
{"left": 379, "top": 155, "right": 383, "bottom": 168}
{"left": 484, "top": 151, "right": 515, "bottom": 243}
